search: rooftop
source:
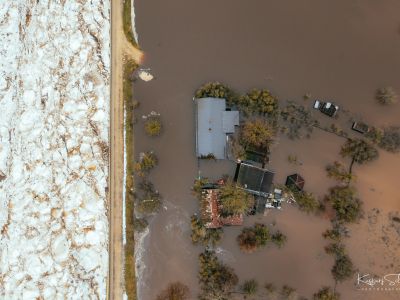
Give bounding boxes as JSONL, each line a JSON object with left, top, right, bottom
{"left": 195, "top": 97, "right": 239, "bottom": 159}
{"left": 234, "top": 162, "right": 275, "bottom": 196}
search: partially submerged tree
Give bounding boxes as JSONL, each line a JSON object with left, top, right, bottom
{"left": 219, "top": 181, "right": 254, "bottom": 216}
{"left": 195, "top": 82, "right": 236, "bottom": 106}
{"left": 156, "top": 282, "right": 190, "bottom": 300}
{"left": 238, "top": 88, "right": 279, "bottom": 116}
{"left": 376, "top": 87, "right": 397, "bottom": 105}
{"left": 241, "top": 279, "right": 259, "bottom": 296}
{"left": 237, "top": 223, "right": 270, "bottom": 253}
{"left": 340, "top": 139, "right": 378, "bottom": 173}
{"left": 325, "top": 186, "right": 362, "bottom": 223}
{"left": 240, "top": 118, "right": 275, "bottom": 148}
{"left": 198, "top": 250, "right": 238, "bottom": 300}
{"left": 144, "top": 115, "right": 162, "bottom": 136}
{"left": 313, "top": 287, "right": 340, "bottom": 300}
{"left": 190, "top": 215, "right": 222, "bottom": 247}
{"left": 326, "top": 161, "right": 355, "bottom": 185}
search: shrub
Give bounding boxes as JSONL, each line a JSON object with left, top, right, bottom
{"left": 198, "top": 250, "right": 238, "bottom": 299}
{"left": 190, "top": 215, "right": 222, "bottom": 247}
{"left": 237, "top": 223, "right": 270, "bottom": 253}
{"left": 242, "top": 279, "right": 258, "bottom": 296}
{"left": 313, "top": 287, "right": 340, "bottom": 300}
{"left": 144, "top": 115, "right": 162, "bottom": 136}
{"left": 156, "top": 282, "right": 190, "bottom": 300}
{"left": 376, "top": 87, "right": 397, "bottom": 105}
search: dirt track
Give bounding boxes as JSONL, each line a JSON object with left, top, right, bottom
{"left": 109, "top": 1, "right": 142, "bottom": 299}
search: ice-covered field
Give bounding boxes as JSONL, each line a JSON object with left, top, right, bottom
{"left": 0, "top": 1, "right": 110, "bottom": 299}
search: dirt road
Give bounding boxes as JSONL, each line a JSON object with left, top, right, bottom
{"left": 109, "top": 0, "right": 142, "bottom": 299}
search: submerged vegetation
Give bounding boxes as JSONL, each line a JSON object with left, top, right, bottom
{"left": 156, "top": 282, "right": 190, "bottom": 300}
{"left": 198, "top": 250, "right": 238, "bottom": 300}
{"left": 190, "top": 215, "right": 222, "bottom": 247}
{"left": 313, "top": 287, "right": 340, "bottom": 300}
{"left": 144, "top": 115, "right": 162, "bottom": 136}
{"left": 340, "top": 138, "right": 378, "bottom": 173}
{"left": 237, "top": 223, "right": 270, "bottom": 253}
{"left": 280, "top": 101, "right": 318, "bottom": 139}
{"left": 325, "top": 185, "right": 362, "bottom": 223}
{"left": 375, "top": 86, "right": 397, "bottom": 105}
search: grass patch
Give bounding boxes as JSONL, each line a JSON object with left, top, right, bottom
{"left": 123, "top": 0, "right": 138, "bottom": 47}
{"left": 124, "top": 57, "right": 138, "bottom": 300}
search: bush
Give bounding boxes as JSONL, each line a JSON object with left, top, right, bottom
{"left": 313, "top": 287, "right": 340, "bottom": 300}
{"left": 241, "top": 118, "right": 275, "bottom": 148}
{"left": 271, "top": 231, "right": 287, "bottom": 248}
{"left": 376, "top": 87, "right": 397, "bottom": 105}
{"left": 237, "top": 223, "right": 270, "bottom": 253}
{"left": 379, "top": 127, "right": 400, "bottom": 153}
{"left": 325, "top": 186, "right": 362, "bottom": 223}
{"left": 156, "top": 282, "right": 190, "bottom": 300}
{"left": 238, "top": 88, "right": 279, "bottom": 116}
{"left": 195, "top": 82, "right": 236, "bottom": 106}
{"left": 198, "top": 250, "right": 238, "bottom": 299}
{"left": 190, "top": 215, "right": 222, "bottom": 247}
{"left": 144, "top": 115, "right": 162, "bottom": 136}
{"left": 242, "top": 279, "right": 258, "bottom": 296}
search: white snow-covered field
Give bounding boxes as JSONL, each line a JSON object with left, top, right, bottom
{"left": 0, "top": 1, "right": 110, "bottom": 299}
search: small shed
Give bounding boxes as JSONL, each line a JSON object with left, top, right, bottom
{"left": 286, "top": 174, "right": 305, "bottom": 192}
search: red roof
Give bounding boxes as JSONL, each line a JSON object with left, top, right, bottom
{"left": 201, "top": 188, "right": 243, "bottom": 228}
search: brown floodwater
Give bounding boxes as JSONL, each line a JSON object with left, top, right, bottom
{"left": 133, "top": 1, "right": 400, "bottom": 299}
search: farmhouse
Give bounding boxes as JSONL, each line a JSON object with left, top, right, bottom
{"left": 195, "top": 97, "right": 239, "bottom": 159}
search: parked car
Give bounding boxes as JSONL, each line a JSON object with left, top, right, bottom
{"left": 314, "top": 100, "right": 339, "bottom": 117}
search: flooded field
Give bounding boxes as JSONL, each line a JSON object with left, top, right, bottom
{"left": 134, "top": 1, "right": 400, "bottom": 299}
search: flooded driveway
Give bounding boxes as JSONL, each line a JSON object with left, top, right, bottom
{"left": 134, "top": 1, "right": 400, "bottom": 299}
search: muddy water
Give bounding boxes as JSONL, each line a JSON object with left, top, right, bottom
{"left": 134, "top": 1, "right": 400, "bottom": 299}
